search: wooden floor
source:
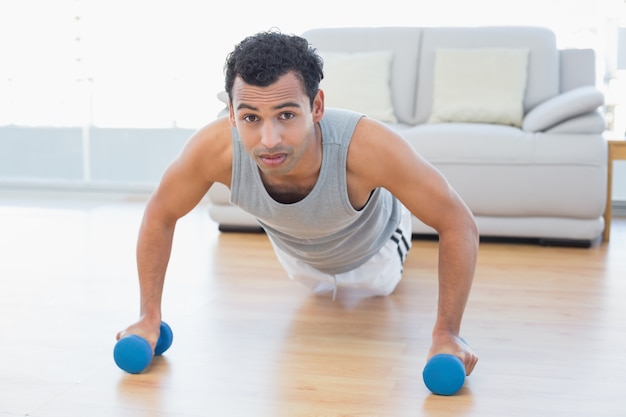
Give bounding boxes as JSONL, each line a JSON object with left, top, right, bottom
{"left": 0, "top": 191, "right": 625, "bottom": 417}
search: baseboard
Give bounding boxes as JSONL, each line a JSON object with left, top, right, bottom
{"left": 0, "top": 180, "right": 154, "bottom": 196}
{"left": 1, "top": 180, "right": 626, "bottom": 219}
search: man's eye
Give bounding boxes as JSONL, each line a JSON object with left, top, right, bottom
{"left": 280, "top": 112, "right": 295, "bottom": 120}
{"left": 243, "top": 115, "right": 258, "bottom": 123}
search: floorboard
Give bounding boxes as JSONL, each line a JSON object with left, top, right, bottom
{"left": 0, "top": 191, "right": 624, "bottom": 417}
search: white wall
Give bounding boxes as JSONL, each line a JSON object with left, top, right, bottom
{"left": 1, "top": 0, "right": 625, "bottom": 205}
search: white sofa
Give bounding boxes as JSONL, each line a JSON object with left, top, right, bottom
{"left": 208, "top": 26, "right": 607, "bottom": 246}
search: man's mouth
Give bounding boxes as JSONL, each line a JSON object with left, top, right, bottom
{"left": 259, "top": 153, "right": 287, "bottom": 166}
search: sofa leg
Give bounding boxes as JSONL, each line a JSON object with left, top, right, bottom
{"left": 537, "top": 237, "right": 598, "bottom": 248}
{"left": 217, "top": 224, "right": 265, "bottom": 233}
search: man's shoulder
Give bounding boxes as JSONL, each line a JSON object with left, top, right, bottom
{"left": 347, "top": 116, "right": 408, "bottom": 174}
{"left": 196, "top": 116, "right": 233, "bottom": 142}
{"left": 322, "top": 109, "right": 392, "bottom": 140}
{"left": 180, "top": 117, "right": 233, "bottom": 184}
{"left": 349, "top": 116, "right": 397, "bottom": 146}
{"left": 186, "top": 117, "right": 233, "bottom": 155}
{"left": 322, "top": 108, "right": 364, "bottom": 125}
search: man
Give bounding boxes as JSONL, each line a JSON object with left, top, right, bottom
{"left": 118, "top": 31, "right": 479, "bottom": 376}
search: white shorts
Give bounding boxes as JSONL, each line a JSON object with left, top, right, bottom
{"left": 268, "top": 206, "right": 413, "bottom": 298}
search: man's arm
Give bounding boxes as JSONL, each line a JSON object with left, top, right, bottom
{"left": 117, "top": 118, "right": 233, "bottom": 349}
{"left": 348, "top": 118, "right": 479, "bottom": 375}
{"left": 429, "top": 191, "right": 479, "bottom": 376}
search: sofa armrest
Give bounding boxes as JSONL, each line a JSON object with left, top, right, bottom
{"left": 522, "top": 86, "right": 604, "bottom": 132}
{"left": 216, "top": 91, "right": 229, "bottom": 118}
{"left": 545, "top": 110, "right": 606, "bottom": 134}
{"left": 217, "top": 90, "right": 229, "bottom": 105}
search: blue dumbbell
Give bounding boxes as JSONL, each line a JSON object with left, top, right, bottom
{"left": 114, "top": 321, "right": 173, "bottom": 374}
{"left": 422, "top": 353, "right": 466, "bottom": 396}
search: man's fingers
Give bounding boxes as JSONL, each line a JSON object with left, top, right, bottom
{"left": 465, "top": 354, "right": 478, "bottom": 376}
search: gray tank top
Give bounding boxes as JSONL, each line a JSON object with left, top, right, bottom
{"left": 230, "top": 108, "right": 401, "bottom": 274}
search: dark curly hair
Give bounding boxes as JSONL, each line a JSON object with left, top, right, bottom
{"left": 224, "top": 31, "right": 324, "bottom": 108}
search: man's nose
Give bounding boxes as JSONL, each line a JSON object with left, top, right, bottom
{"left": 261, "top": 121, "right": 281, "bottom": 148}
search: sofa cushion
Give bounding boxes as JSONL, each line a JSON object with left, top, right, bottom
{"left": 416, "top": 26, "right": 559, "bottom": 124}
{"left": 428, "top": 48, "right": 529, "bottom": 126}
{"left": 394, "top": 122, "right": 533, "bottom": 163}
{"left": 319, "top": 50, "right": 397, "bottom": 123}
{"left": 302, "top": 27, "right": 423, "bottom": 124}
{"left": 393, "top": 123, "right": 607, "bottom": 218}
{"left": 396, "top": 122, "right": 605, "bottom": 166}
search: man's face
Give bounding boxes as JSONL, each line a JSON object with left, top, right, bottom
{"left": 228, "top": 71, "right": 324, "bottom": 178}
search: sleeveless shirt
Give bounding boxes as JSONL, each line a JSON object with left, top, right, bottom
{"left": 230, "top": 108, "right": 402, "bottom": 274}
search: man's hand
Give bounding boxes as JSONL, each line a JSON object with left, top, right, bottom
{"left": 428, "top": 331, "right": 478, "bottom": 376}
{"left": 116, "top": 316, "right": 162, "bottom": 353}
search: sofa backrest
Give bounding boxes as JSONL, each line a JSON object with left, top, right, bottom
{"left": 302, "top": 27, "right": 422, "bottom": 124}
{"left": 559, "top": 48, "right": 597, "bottom": 92}
{"left": 415, "top": 26, "right": 560, "bottom": 124}
{"left": 303, "top": 26, "right": 564, "bottom": 126}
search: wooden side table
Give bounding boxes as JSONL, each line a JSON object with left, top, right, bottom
{"left": 603, "top": 137, "right": 626, "bottom": 241}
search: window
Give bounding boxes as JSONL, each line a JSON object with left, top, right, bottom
{"left": 0, "top": 0, "right": 622, "bottom": 129}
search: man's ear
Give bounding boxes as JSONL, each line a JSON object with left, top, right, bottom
{"left": 228, "top": 101, "right": 236, "bottom": 127}
{"left": 312, "top": 89, "right": 325, "bottom": 122}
